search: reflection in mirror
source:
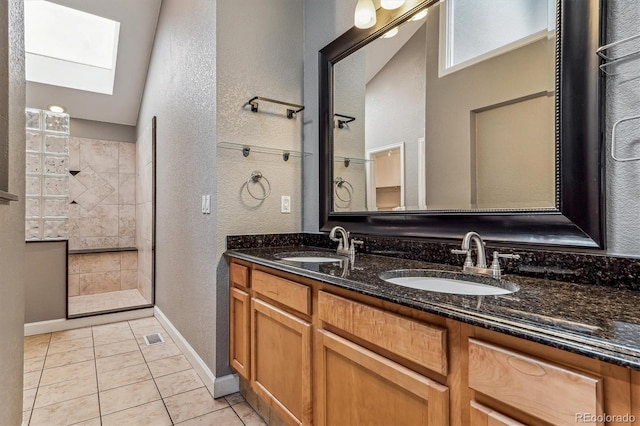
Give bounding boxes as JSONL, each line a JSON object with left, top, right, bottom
{"left": 332, "top": 0, "right": 556, "bottom": 212}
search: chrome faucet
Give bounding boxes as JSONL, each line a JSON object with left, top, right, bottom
{"left": 329, "top": 226, "right": 364, "bottom": 259}
{"left": 452, "top": 231, "right": 520, "bottom": 278}
{"left": 329, "top": 226, "right": 350, "bottom": 256}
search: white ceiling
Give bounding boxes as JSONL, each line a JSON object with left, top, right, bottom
{"left": 25, "top": 0, "right": 162, "bottom": 126}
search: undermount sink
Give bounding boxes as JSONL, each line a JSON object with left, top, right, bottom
{"left": 274, "top": 251, "right": 345, "bottom": 263}
{"left": 379, "top": 269, "right": 519, "bottom": 296}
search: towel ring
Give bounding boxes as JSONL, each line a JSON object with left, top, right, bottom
{"left": 246, "top": 171, "right": 272, "bottom": 200}
{"left": 334, "top": 177, "right": 353, "bottom": 203}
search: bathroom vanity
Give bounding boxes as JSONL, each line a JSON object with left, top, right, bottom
{"left": 227, "top": 244, "right": 640, "bottom": 426}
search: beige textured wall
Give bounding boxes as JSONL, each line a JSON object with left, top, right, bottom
{"left": 424, "top": 3, "right": 554, "bottom": 209}
{"left": 302, "top": 0, "right": 363, "bottom": 230}
{"left": 136, "top": 122, "right": 153, "bottom": 303}
{"left": 333, "top": 49, "right": 367, "bottom": 211}
{"left": 68, "top": 137, "right": 136, "bottom": 250}
{"left": 25, "top": 242, "right": 67, "bottom": 323}
{"left": 216, "top": 0, "right": 303, "bottom": 374}
{"left": 136, "top": 0, "right": 219, "bottom": 373}
{"left": 365, "top": 24, "right": 426, "bottom": 210}
{"left": 0, "top": 0, "right": 26, "bottom": 423}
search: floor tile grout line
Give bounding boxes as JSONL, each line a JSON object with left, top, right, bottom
{"left": 27, "top": 332, "right": 52, "bottom": 422}
{"left": 127, "top": 319, "right": 176, "bottom": 425}
{"left": 91, "top": 325, "right": 104, "bottom": 426}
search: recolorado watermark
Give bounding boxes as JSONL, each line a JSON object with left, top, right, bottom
{"left": 576, "top": 413, "right": 637, "bottom": 423}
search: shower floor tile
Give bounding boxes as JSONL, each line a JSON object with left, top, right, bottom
{"left": 68, "top": 289, "right": 150, "bottom": 316}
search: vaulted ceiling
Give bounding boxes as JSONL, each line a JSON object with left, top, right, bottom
{"left": 25, "top": 0, "right": 162, "bottom": 126}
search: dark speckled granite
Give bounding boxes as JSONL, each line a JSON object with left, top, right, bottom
{"left": 225, "top": 237, "right": 640, "bottom": 370}
{"left": 227, "top": 233, "right": 640, "bottom": 291}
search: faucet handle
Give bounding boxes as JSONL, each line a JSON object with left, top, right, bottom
{"left": 451, "top": 249, "right": 473, "bottom": 268}
{"left": 349, "top": 239, "right": 364, "bottom": 256}
{"left": 490, "top": 251, "right": 521, "bottom": 278}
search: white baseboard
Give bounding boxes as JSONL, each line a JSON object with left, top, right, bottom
{"left": 153, "top": 306, "right": 238, "bottom": 398}
{"left": 24, "top": 308, "right": 154, "bottom": 336}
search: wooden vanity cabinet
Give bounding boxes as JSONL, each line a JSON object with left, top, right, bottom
{"left": 250, "top": 270, "right": 313, "bottom": 426}
{"left": 229, "top": 263, "right": 250, "bottom": 380}
{"left": 229, "top": 260, "right": 640, "bottom": 426}
{"left": 316, "top": 291, "right": 450, "bottom": 425}
{"left": 462, "top": 325, "right": 640, "bottom": 426}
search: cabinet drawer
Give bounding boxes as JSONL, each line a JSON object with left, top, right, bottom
{"left": 318, "top": 291, "right": 447, "bottom": 375}
{"left": 470, "top": 401, "right": 525, "bottom": 426}
{"left": 252, "top": 270, "right": 310, "bottom": 315}
{"left": 468, "top": 339, "right": 603, "bottom": 425}
{"left": 230, "top": 263, "right": 249, "bottom": 288}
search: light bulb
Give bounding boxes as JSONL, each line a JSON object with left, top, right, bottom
{"left": 354, "top": 0, "right": 376, "bottom": 29}
{"left": 380, "top": 0, "right": 405, "bottom": 10}
{"left": 409, "top": 9, "right": 428, "bottom": 21}
{"left": 381, "top": 27, "right": 399, "bottom": 38}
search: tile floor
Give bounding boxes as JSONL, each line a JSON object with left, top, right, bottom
{"left": 23, "top": 317, "right": 265, "bottom": 425}
{"left": 68, "top": 289, "right": 150, "bottom": 316}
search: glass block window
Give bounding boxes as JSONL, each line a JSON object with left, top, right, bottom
{"left": 25, "top": 108, "right": 70, "bottom": 241}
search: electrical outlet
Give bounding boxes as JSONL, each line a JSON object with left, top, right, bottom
{"left": 281, "top": 195, "right": 291, "bottom": 213}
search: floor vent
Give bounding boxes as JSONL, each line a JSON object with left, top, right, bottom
{"left": 143, "top": 333, "right": 165, "bottom": 346}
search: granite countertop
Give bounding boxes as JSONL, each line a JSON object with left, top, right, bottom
{"left": 226, "top": 245, "right": 640, "bottom": 371}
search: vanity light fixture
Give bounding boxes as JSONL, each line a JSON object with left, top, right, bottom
{"left": 409, "top": 9, "right": 428, "bottom": 21}
{"left": 354, "top": 0, "right": 376, "bottom": 29}
{"left": 382, "top": 27, "right": 399, "bottom": 38}
{"left": 47, "top": 104, "right": 66, "bottom": 113}
{"left": 380, "top": 0, "right": 405, "bottom": 10}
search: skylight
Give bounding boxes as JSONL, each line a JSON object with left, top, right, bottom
{"left": 24, "top": 0, "right": 121, "bottom": 95}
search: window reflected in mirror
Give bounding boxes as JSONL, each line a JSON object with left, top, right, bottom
{"left": 332, "top": 0, "right": 557, "bottom": 212}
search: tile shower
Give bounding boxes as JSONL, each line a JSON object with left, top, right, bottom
{"left": 25, "top": 108, "right": 154, "bottom": 317}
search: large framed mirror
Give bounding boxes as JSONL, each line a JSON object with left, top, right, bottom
{"left": 319, "top": 0, "right": 604, "bottom": 248}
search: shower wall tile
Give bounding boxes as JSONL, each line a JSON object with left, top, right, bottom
{"left": 78, "top": 205, "right": 119, "bottom": 238}
{"left": 68, "top": 255, "right": 80, "bottom": 274}
{"left": 79, "top": 271, "right": 121, "bottom": 295}
{"left": 119, "top": 205, "right": 136, "bottom": 241}
{"left": 119, "top": 143, "right": 136, "bottom": 174}
{"left": 68, "top": 274, "right": 80, "bottom": 297}
{"left": 121, "top": 270, "right": 138, "bottom": 290}
{"left": 69, "top": 137, "right": 80, "bottom": 171}
{"left": 119, "top": 174, "right": 136, "bottom": 205}
{"left": 69, "top": 252, "right": 139, "bottom": 296}
{"left": 121, "top": 252, "right": 137, "bottom": 270}
{"left": 68, "top": 139, "right": 137, "bottom": 251}
{"left": 78, "top": 253, "right": 121, "bottom": 274}
{"left": 79, "top": 139, "right": 118, "bottom": 174}
{"left": 119, "top": 236, "right": 136, "bottom": 248}
{"left": 74, "top": 182, "right": 115, "bottom": 212}
{"left": 69, "top": 175, "right": 88, "bottom": 201}
{"left": 102, "top": 172, "right": 120, "bottom": 205}
{"left": 76, "top": 237, "right": 120, "bottom": 250}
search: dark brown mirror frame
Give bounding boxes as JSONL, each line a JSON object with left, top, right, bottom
{"left": 319, "top": 0, "right": 605, "bottom": 249}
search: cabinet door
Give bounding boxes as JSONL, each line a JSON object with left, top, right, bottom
{"left": 230, "top": 287, "right": 250, "bottom": 380}
{"left": 251, "top": 298, "right": 312, "bottom": 426}
{"left": 317, "top": 329, "right": 449, "bottom": 426}
{"left": 470, "top": 401, "right": 526, "bottom": 426}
